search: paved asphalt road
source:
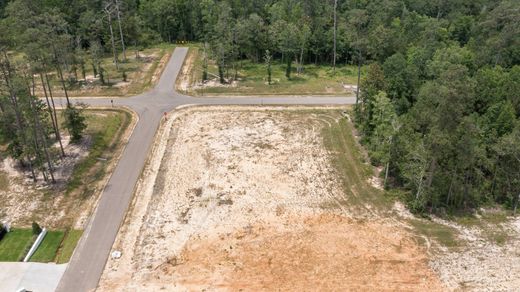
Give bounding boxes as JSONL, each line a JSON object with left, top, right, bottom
{"left": 56, "top": 47, "right": 356, "bottom": 292}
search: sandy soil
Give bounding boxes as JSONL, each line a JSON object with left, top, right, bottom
{"left": 151, "top": 52, "right": 171, "bottom": 84}
{"left": 428, "top": 215, "right": 520, "bottom": 290}
{"left": 98, "top": 107, "right": 441, "bottom": 291}
{"left": 176, "top": 49, "right": 195, "bottom": 92}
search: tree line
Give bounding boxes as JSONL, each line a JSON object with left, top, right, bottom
{"left": 0, "top": 0, "right": 519, "bottom": 214}
{"left": 349, "top": 0, "right": 520, "bottom": 214}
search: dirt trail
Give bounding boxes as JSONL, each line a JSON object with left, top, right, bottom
{"left": 98, "top": 107, "right": 441, "bottom": 291}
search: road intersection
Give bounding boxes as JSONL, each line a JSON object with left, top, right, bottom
{"left": 56, "top": 47, "right": 355, "bottom": 292}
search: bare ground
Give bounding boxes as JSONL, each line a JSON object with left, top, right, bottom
{"left": 427, "top": 215, "right": 520, "bottom": 290}
{"left": 98, "top": 107, "right": 441, "bottom": 291}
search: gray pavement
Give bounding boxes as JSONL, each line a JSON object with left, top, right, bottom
{"left": 0, "top": 262, "right": 67, "bottom": 292}
{"left": 55, "top": 47, "right": 355, "bottom": 292}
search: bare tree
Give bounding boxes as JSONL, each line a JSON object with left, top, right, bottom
{"left": 333, "top": 0, "right": 338, "bottom": 73}
{"left": 104, "top": 3, "right": 119, "bottom": 70}
{"left": 115, "top": 0, "right": 126, "bottom": 61}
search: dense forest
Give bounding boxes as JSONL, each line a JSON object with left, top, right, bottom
{"left": 0, "top": 0, "right": 519, "bottom": 214}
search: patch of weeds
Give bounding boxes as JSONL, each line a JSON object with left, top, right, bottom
{"left": 319, "top": 110, "right": 392, "bottom": 213}
{"left": 253, "top": 142, "right": 274, "bottom": 149}
{"left": 408, "top": 219, "right": 461, "bottom": 249}
{"left": 454, "top": 208, "right": 511, "bottom": 245}
{"left": 190, "top": 187, "right": 203, "bottom": 197}
{"left": 66, "top": 109, "right": 131, "bottom": 197}
{"left": 218, "top": 198, "right": 234, "bottom": 206}
{"left": 0, "top": 171, "right": 8, "bottom": 191}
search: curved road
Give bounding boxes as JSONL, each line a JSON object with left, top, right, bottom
{"left": 56, "top": 47, "right": 355, "bottom": 292}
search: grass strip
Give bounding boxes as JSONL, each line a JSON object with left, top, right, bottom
{"left": 30, "top": 230, "right": 65, "bottom": 262}
{"left": 0, "top": 228, "right": 34, "bottom": 261}
{"left": 55, "top": 229, "right": 83, "bottom": 264}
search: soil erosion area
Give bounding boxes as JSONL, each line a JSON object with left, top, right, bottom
{"left": 98, "top": 107, "right": 441, "bottom": 291}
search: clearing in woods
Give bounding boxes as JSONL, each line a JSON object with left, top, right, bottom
{"left": 98, "top": 107, "right": 443, "bottom": 291}
{"left": 177, "top": 46, "right": 362, "bottom": 96}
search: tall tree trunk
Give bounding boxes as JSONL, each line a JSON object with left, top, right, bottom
{"left": 333, "top": 0, "right": 337, "bottom": 73}
{"left": 40, "top": 72, "right": 65, "bottom": 157}
{"left": 218, "top": 62, "right": 225, "bottom": 84}
{"left": 0, "top": 51, "right": 37, "bottom": 181}
{"left": 52, "top": 45, "right": 71, "bottom": 106}
{"left": 30, "top": 73, "right": 36, "bottom": 96}
{"left": 514, "top": 193, "right": 519, "bottom": 215}
{"left": 45, "top": 73, "right": 62, "bottom": 146}
{"left": 356, "top": 50, "right": 362, "bottom": 105}
{"left": 29, "top": 95, "right": 55, "bottom": 183}
{"left": 115, "top": 0, "right": 126, "bottom": 61}
{"left": 384, "top": 161, "right": 390, "bottom": 188}
{"left": 298, "top": 48, "right": 304, "bottom": 75}
{"left": 56, "top": 63, "right": 70, "bottom": 107}
{"left": 105, "top": 7, "right": 119, "bottom": 70}
{"left": 286, "top": 54, "right": 292, "bottom": 79}
{"left": 425, "top": 157, "right": 437, "bottom": 189}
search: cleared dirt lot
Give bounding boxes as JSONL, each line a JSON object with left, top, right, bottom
{"left": 98, "top": 107, "right": 441, "bottom": 291}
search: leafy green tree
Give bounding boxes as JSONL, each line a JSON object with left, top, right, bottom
{"left": 264, "top": 50, "right": 272, "bottom": 85}
{"left": 63, "top": 104, "right": 87, "bottom": 143}
{"left": 369, "top": 91, "right": 399, "bottom": 186}
{"left": 494, "top": 124, "right": 520, "bottom": 213}
{"left": 357, "top": 63, "right": 386, "bottom": 136}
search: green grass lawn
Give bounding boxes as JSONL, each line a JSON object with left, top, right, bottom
{"left": 56, "top": 229, "right": 83, "bottom": 264}
{"left": 185, "top": 47, "right": 365, "bottom": 96}
{"left": 408, "top": 219, "right": 461, "bottom": 249}
{"left": 30, "top": 231, "right": 65, "bottom": 263}
{"left": 0, "top": 229, "right": 35, "bottom": 261}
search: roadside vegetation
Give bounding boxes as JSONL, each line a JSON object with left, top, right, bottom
{"left": 182, "top": 46, "right": 364, "bottom": 96}
{"left": 55, "top": 229, "right": 83, "bottom": 264}
{"left": 49, "top": 45, "right": 173, "bottom": 97}
{"left": 63, "top": 109, "right": 132, "bottom": 197}
{"left": 0, "top": 109, "right": 132, "bottom": 263}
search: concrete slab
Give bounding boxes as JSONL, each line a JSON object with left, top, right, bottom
{"left": 0, "top": 262, "right": 67, "bottom": 292}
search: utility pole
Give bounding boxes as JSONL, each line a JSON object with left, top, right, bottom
{"left": 356, "top": 49, "right": 361, "bottom": 105}
{"left": 333, "top": 0, "right": 337, "bottom": 73}
{"left": 115, "top": 0, "right": 126, "bottom": 61}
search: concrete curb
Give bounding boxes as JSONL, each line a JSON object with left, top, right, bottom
{"left": 23, "top": 228, "right": 47, "bottom": 262}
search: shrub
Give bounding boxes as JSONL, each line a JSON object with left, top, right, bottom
{"left": 32, "top": 222, "right": 42, "bottom": 235}
{"left": 0, "top": 224, "right": 6, "bottom": 241}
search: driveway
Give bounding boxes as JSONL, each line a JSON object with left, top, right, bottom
{"left": 0, "top": 262, "right": 67, "bottom": 292}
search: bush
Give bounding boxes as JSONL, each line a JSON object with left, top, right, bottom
{"left": 0, "top": 224, "right": 6, "bottom": 241}
{"left": 32, "top": 222, "right": 42, "bottom": 235}
{"left": 63, "top": 103, "right": 87, "bottom": 143}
